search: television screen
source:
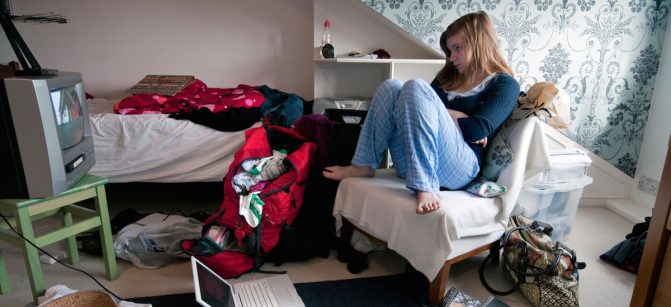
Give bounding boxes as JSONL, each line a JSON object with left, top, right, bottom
{"left": 50, "top": 85, "right": 84, "bottom": 150}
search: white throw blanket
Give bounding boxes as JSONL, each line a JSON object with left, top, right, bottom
{"left": 332, "top": 117, "right": 551, "bottom": 280}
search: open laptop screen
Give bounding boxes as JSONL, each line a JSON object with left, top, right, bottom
{"left": 194, "top": 257, "right": 235, "bottom": 307}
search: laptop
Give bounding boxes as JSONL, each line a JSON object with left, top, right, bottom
{"left": 191, "top": 256, "right": 305, "bottom": 307}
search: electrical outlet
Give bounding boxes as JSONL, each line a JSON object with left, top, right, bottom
{"left": 638, "top": 175, "right": 659, "bottom": 196}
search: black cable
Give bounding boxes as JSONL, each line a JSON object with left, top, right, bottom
{"left": 0, "top": 213, "right": 125, "bottom": 302}
{"left": 161, "top": 208, "right": 187, "bottom": 221}
{"left": 11, "top": 13, "right": 68, "bottom": 24}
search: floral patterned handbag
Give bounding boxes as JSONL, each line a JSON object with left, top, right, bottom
{"left": 479, "top": 215, "right": 586, "bottom": 306}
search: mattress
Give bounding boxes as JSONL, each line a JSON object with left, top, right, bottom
{"left": 87, "top": 98, "right": 258, "bottom": 183}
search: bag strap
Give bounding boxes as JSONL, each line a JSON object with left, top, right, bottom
{"left": 556, "top": 240, "right": 587, "bottom": 270}
{"left": 478, "top": 252, "right": 520, "bottom": 295}
{"left": 503, "top": 225, "right": 564, "bottom": 278}
{"left": 480, "top": 225, "right": 562, "bottom": 296}
{"left": 530, "top": 220, "right": 553, "bottom": 236}
{"left": 518, "top": 216, "right": 586, "bottom": 272}
{"left": 479, "top": 225, "right": 533, "bottom": 296}
{"left": 247, "top": 221, "right": 288, "bottom": 275}
{"left": 480, "top": 221, "right": 588, "bottom": 296}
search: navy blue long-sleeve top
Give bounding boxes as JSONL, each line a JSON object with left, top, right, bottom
{"left": 430, "top": 73, "right": 520, "bottom": 166}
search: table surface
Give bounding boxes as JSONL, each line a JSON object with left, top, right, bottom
{"left": 0, "top": 174, "right": 107, "bottom": 207}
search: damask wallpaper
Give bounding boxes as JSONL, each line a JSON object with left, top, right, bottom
{"left": 361, "top": 0, "right": 670, "bottom": 177}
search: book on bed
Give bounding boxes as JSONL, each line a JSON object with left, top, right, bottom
{"left": 127, "top": 74, "right": 195, "bottom": 96}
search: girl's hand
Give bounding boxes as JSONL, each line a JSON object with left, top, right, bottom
{"left": 473, "top": 137, "right": 488, "bottom": 147}
{"left": 448, "top": 109, "right": 486, "bottom": 146}
{"left": 447, "top": 109, "right": 468, "bottom": 134}
{"left": 448, "top": 109, "right": 468, "bottom": 121}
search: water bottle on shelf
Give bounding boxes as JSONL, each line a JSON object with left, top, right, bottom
{"left": 321, "top": 19, "right": 334, "bottom": 59}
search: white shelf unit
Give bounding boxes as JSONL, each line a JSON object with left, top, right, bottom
{"left": 314, "top": 58, "right": 444, "bottom": 168}
{"left": 313, "top": 58, "right": 444, "bottom": 99}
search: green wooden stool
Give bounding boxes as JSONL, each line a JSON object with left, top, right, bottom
{"left": 0, "top": 174, "right": 118, "bottom": 302}
{"left": 0, "top": 247, "right": 9, "bottom": 294}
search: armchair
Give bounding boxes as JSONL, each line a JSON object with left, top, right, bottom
{"left": 333, "top": 117, "right": 551, "bottom": 304}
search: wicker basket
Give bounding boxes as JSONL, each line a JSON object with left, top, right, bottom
{"left": 42, "top": 290, "right": 117, "bottom": 307}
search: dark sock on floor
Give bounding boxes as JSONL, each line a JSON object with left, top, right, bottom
{"left": 346, "top": 251, "right": 369, "bottom": 273}
{"left": 337, "top": 241, "right": 355, "bottom": 263}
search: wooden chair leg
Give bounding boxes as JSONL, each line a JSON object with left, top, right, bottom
{"left": 428, "top": 242, "right": 498, "bottom": 305}
{"left": 429, "top": 261, "right": 452, "bottom": 305}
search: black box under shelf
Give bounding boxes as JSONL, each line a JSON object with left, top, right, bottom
{"left": 324, "top": 108, "right": 367, "bottom": 166}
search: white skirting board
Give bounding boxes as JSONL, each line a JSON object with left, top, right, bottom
{"left": 605, "top": 198, "right": 653, "bottom": 223}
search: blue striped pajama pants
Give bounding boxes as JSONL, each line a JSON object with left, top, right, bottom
{"left": 351, "top": 79, "right": 479, "bottom": 194}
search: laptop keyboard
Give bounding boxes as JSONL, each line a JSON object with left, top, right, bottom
{"left": 236, "top": 280, "right": 280, "bottom": 307}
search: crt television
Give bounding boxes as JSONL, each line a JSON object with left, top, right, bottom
{"left": 0, "top": 71, "right": 95, "bottom": 198}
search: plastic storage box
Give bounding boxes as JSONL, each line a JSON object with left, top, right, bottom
{"left": 541, "top": 148, "right": 592, "bottom": 184}
{"left": 514, "top": 176, "right": 593, "bottom": 242}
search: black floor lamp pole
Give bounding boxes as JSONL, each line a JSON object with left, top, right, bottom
{"left": 1, "top": 9, "right": 64, "bottom": 76}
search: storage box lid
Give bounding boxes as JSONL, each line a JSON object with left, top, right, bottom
{"left": 549, "top": 148, "right": 592, "bottom": 166}
{"left": 528, "top": 176, "right": 593, "bottom": 193}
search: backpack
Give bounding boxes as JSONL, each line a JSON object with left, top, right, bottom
{"left": 512, "top": 82, "right": 571, "bottom": 129}
{"left": 263, "top": 114, "right": 337, "bottom": 265}
{"left": 182, "top": 125, "right": 316, "bottom": 278}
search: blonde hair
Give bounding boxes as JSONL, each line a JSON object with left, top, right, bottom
{"left": 435, "top": 11, "right": 513, "bottom": 91}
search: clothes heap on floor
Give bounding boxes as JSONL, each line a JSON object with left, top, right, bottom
{"left": 77, "top": 112, "right": 369, "bottom": 277}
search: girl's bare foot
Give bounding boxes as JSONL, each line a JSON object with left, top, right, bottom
{"left": 416, "top": 191, "right": 442, "bottom": 214}
{"left": 322, "top": 165, "right": 374, "bottom": 180}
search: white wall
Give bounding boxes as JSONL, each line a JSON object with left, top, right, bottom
{"left": 1, "top": 0, "right": 314, "bottom": 99}
{"left": 631, "top": 15, "right": 671, "bottom": 208}
{"left": 1, "top": 0, "right": 441, "bottom": 100}
{"left": 313, "top": 0, "right": 440, "bottom": 59}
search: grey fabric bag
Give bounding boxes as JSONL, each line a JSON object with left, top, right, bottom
{"left": 113, "top": 213, "right": 202, "bottom": 269}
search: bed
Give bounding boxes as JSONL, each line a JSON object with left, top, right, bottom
{"left": 87, "top": 98, "right": 260, "bottom": 183}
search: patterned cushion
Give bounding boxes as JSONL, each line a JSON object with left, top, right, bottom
{"left": 464, "top": 176, "right": 507, "bottom": 198}
{"left": 481, "top": 130, "right": 514, "bottom": 181}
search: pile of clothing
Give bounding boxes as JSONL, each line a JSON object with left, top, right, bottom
{"left": 232, "top": 150, "right": 290, "bottom": 227}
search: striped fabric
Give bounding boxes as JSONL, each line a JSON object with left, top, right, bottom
{"left": 351, "top": 79, "right": 479, "bottom": 194}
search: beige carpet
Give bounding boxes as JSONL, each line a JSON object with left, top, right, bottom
{"left": 0, "top": 196, "right": 638, "bottom": 306}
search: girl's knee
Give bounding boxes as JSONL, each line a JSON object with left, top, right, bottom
{"left": 377, "top": 79, "right": 403, "bottom": 95}
{"left": 401, "top": 79, "right": 432, "bottom": 93}
{"left": 399, "top": 79, "right": 440, "bottom": 109}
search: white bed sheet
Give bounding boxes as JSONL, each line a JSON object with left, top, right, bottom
{"left": 87, "top": 98, "right": 258, "bottom": 183}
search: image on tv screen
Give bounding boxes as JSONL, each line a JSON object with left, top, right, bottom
{"left": 50, "top": 86, "right": 84, "bottom": 150}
